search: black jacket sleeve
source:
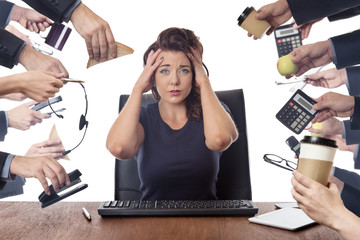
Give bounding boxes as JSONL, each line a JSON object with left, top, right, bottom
{"left": 351, "top": 96, "right": 360, "bottom": 130}
{"left": 22, "top": 0, "right": 79, "bottom": 23}
{"left": 328, "top": 6, "right": 360, "bottom": 21}
{"left": 287, "top": 0, "right": 360, "bottom": 25}
{"left": 0, "top": 151, "right": 9, "bottom": 190}
{"left": 0, "top": 0, "right": 14, "bottom": 28}
{"left": 330, "top": 30, "right": 360, "bottom": 69}
{"left": 0, "top": 28, "right": 25, "bottom": 69}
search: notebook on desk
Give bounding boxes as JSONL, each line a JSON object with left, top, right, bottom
{"left": 249, "top": 207, "right": 316, "bottom": 231}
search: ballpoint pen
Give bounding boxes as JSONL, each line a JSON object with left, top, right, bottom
{"left": 82, "top": 207, "right": 91, "bottom": 221}
{"left": 275, "top": 78, "right": 309, "bottom": 85}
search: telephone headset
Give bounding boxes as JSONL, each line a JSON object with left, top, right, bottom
{"left": 47, "top": 82, "right": 89, "bottom": 157}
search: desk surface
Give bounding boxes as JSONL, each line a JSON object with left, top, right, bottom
{"left": 0, "top": 202, "right": 341, "bottom": 240}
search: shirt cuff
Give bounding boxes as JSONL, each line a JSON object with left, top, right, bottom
{"left": 329, "top": 38, "right": 337, "bottom": 66}
{"left": 5, "top": 4, "right": 14, "bottom": 27}
{"left": 63, "top": 0, "right": 82, "bottom": 23}
{"left": 4, "top": 111, "right": 8, "bottom": 128}
{"left": 342, "top": 121, "right": 347, "bottom": 140}
{"left": 0, "top": 154, "right": 15, "bottom": 181}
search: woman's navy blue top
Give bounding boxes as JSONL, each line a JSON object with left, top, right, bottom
{"left": 136, "top": 102, "right": 230, "bottom": 200}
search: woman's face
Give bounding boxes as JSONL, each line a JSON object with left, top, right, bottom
{"left": 154, "top": 51, "right": 193, "bottom": 105}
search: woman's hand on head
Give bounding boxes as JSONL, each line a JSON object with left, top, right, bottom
{"left": 135, "top": 49, "right": 164, "bottom": 93}
{"left": 187, "top": 48, "right": 208, "bottom": 86}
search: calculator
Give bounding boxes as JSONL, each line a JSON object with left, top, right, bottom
{"left": 276, "top": 89, "right": 318, "bottom": 134}
{"left": 274, "top": 24, "right": 302, "bottom": 57}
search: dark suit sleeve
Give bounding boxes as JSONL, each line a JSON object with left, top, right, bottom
{"left": 328, "top": 6, "right": 360, "bottom": 21}
{"left": 0, "top": 1, "right": 14, "bottom": 28}
{"left": 333, "top": 167, "right": 360, "bottom": 216}
{"left": 346, "top": 67, "right": 360, "bottom": 96}
{"left": 0, "top": 28, "right": 25, "bottom": 69}
{"left": 330, "top": 30, "right": 360, "bottom": 69}
{"left": 287, "top": 0, "right": 360, "bottom": 25}
{"left": 351, "top": 96, "right": 360, "bottom": 130}
{"left": 0, "top": 111, "right": 8, "bottom": 141}
{"left": 22, "top": 0, "right": 80, "bottom": 23}
{"left": 0, "top": 151, "right": 9, "bottom": 190}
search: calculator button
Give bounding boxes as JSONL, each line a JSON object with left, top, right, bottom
{"left": 296, "top": 118, "right": 301, "bottom": 122}
{"left": 289, "top": 102, "right": 294, "bottom": 107}
{"left": 293, "top": 105, "right": 298, "bottom": 110}
{"left": 306, "top": 115, "right": 310, "bottom": 120}
{"left": 277, "top": 39, "right": 282, "bottom": 44}
{"left": 291, "top": 122, "right": 298, "bottom": 128}
{"left": 301, "top": 112, "right": 306, "bottom": 116}
{"left": 295, "top": 127, "right": 300, "bottom": 132}
{"left": 297, "top": 109, "right": 302, "bottom": 113}
{"left": 299, "top": 115, "right": 304, "bottom": 120}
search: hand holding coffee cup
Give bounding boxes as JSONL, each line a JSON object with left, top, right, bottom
{"left": 297, "top": 136, "right": 337, "bottom": 186}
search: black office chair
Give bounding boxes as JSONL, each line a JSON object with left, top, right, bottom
{"left": 114, "top": 89, "right": 252, "bottom": 200}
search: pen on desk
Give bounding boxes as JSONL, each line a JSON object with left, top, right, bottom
{"left": 82, "top": 207, "right": 91, "bottom": 221}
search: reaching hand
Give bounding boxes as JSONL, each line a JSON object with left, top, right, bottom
{"left": 290, "top": 40, "right": 334, "bottom": 77}
{"left": 305, "top": 68, "right": 347, "bottom": 89}
{"left": 292, "top": 18, "right": 323, "bottom": 40}
{"left": 8, "top": 101, "right": 50, "bottom": 130}
{"left": 11, "top": 5, "right": 52, "bottom": 32}
{"left": 309, "top": 117, "right": 343, "bottom": 136}
{"left": 70, "top": 3, "right": 117, "bottom": 62}
{"left": 291, "top": 170, "right": 347, "bottom": 228}
{"left": 16, "top": 71, "right": 64, "bottom": 102}
{"left": 135, "top": 49, "right": 164, "bottom": 93}
{"left": 25, "top": 139, "right": 65, "bottom": 160}
{"left": 10, "top": 155, "right": 70, "bottom": 195}
{"left": 249, "top": 0, "right": 292, "bottom": 39}
{"left": 0, "top": 93, "right": 27, "bottom": 101}
{"left": 18, "top": 45, "right": 69, "bottom": 77}
{"left": 312, "top": 92, "right": 355, "bottom": 123}
{"left": 5, "top": 24, "right": 32, "bottom": 47}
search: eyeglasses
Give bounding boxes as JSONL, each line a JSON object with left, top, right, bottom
{"left": 263, "top": 154, "right": 297, "bottom": 172}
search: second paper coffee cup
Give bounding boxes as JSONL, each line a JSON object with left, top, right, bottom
{"left": 298, "top": 136, "right": 337, "bottom": 186}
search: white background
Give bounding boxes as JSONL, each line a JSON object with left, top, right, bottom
{"left": 1, "top": 0, "right": 359, "bottom": 203}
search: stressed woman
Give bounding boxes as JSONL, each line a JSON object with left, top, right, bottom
{"left": 106, "top": 28, "right": 238, "bottom": 200}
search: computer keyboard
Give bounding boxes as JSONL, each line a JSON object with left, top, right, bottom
{"left": 98, "top": 199, "right": 258, "bottom": 217}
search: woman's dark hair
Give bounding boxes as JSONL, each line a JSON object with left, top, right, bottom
{"left": 143, "top": 27, "right": 209, "bottom": 121}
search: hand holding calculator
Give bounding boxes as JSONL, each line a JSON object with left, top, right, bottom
{"left": 276, "top": 89, "right": 318, "bottom": 134}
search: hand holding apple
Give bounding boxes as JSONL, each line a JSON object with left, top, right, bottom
{"left": 277, "top": 55, "right": 298, "bottom": 77}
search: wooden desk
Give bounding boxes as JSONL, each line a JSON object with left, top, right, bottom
{"left": 0, "top": 202, "right": 341, "bottom": 240}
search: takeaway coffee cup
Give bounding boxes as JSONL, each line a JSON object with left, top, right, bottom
{"left": 43, "top": 23, "right": 72, "bottom": 51}
{"left": 237, "top": 6, "right": 271, "bottom": 39}
{"left": 298, "top": 136, "right": 337, "bottom": 186}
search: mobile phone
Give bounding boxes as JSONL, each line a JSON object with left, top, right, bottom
{"left": 31, "top": 96, "right": 62, "bottom": 111}
{"left": 285, "top": 136, "right": 301, "bottom": 158}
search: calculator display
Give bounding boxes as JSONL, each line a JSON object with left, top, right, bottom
{"left": 293, "top": 94, "right": 316, "bottom": 115}
{"left": 275, "top": 28, "right": 298, "bottom": 38}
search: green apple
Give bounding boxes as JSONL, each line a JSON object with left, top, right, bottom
{"left": 277, "top": 55, "right": 298, "bottom": 76}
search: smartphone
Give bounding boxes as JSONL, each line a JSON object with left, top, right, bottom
{"left": 285, "top": 136, "right": 301, "bottom": 158}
